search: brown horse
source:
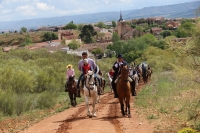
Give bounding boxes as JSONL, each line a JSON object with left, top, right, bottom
{"left": 147, "top": 70, "right": 152, "bottom": 80}
{"left": 116, "top": 65, "right": 131, "bottom": 117}
{"left": 66, "top": 75, "right": 77, "bottom": 107}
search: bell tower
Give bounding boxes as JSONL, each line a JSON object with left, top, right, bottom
{"left": 117, "top": 11, "right": 126, "bottom": 38}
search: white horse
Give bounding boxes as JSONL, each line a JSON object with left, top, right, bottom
{"left": 83, "top": 70, "right": 98, "bottom": 118}
{"left": 106, "top": 72, "right": 113, "bottom": 92}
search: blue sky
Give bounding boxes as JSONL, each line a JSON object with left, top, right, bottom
{"left": 0, "top": 0, "right": 198, "bottom": 21}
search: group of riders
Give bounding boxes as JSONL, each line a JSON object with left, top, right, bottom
{"left": 65, "top": 52, "right": 152, "bottom": 98}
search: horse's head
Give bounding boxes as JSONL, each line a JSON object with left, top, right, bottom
{"left": 85, "top": 70, "right": 95, "bottom": 90}
{"left": 69, "top": 75, "right": 75, "bottom": 81}
{"left": 68, "top": 75, "right": 76, "bottom": 89}
{"left": 120, "top": 65, "right": 129, "bottom": 80}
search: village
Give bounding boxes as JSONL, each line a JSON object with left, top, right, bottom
{"left": 1, "top": 12, "right": 196, "bottom": 58}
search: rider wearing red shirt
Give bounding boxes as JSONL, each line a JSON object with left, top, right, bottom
{"left": 82, "top": 59, "right": 91, "bottom": 75}
{"left": 108, "top": 69, "right": 114, "bottom": 79}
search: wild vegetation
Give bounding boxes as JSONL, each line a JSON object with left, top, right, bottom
{"left": 134, "top": 20, "right": 200, "bottom": 132}
{"left": 0, "top": 17, "right": 200, "bottom": 133}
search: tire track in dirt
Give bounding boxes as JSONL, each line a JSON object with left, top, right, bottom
{"left": 56, "top": 106, "right": 86, "bottom": 133}
{"left": 56, "top": 93, "right": 118, "bottom": 133}
{"left": 107, "top": 98, "right": 124, "bottom": 133}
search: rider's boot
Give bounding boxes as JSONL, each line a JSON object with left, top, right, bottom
{"left": 131, "top": 81, "right": 137, "bottom": 96}
{"left": 65, "top": 82, "right": 68, "bottom": 92}
{"left": 112, "top": 81, "right": 118, "bottom": 98}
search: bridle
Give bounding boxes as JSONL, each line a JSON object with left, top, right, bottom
{"left": 85, "top": 71, "right": 95, "bottom": 90}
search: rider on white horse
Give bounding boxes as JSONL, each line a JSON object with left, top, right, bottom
{"left": 77, "top": 52, "right": 101, "bottom": 97}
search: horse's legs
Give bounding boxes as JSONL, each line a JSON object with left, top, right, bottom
{"left": 92, "top": 94, "right": 97, "bottom": 117}
{"left": 126, "top": 97, "right": 131, "bottom": 118}
{"left": 119, "top": 98, "right": 125, "bottom": 116}
{"left": 96, "top": 91, "right": 100, "bottom": 103}
{"left": 68, "top": 93, "right": 73, "bottom": 106}
{"left": 73, "top": 93, "right": 77, "bottom": 107}
{"left": 84, "top": 95, "right": 91, "bottom": 117}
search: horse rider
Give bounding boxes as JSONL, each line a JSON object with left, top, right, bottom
{"left": 142, "top": 63, "right": 147, "bottom": 74}
{"left": 65, "top": 64, "right": 75, "bottom": 92}
{"left": 108, "top": 69, "right": 114, "bottom": 79}
{"left": 112, "top": 54, "right": 136, "bottom": 98}
{"left": 77, "top": 52, "right": 100, "bottom": 97}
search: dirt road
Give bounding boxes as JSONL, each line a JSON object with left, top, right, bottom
{"left": 21, "top": 83, "right": 154, "bottom": 133}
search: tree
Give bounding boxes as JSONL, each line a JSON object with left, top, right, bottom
{"left": 175, "top": 22, "right": 195, "bottom": 38}
{"left": 77, "top": 24, "right": 84, "bottom": 31}
{"left": 96, "top": 22, "right": 105, "bottom": 28}
{"left": 112, "top": 21, "right": 116, "bottom": 28}
{"left": 79, "top": 25, "right": 96, "bottom": 43}
{"left": 91, "top": 48, "right": 104, "bottom": 58}
{"left": 162, "top": 30, "right": 172, "bottom": 38}
{"left": 20, "top": 35, "right": 32, "bottom": 47}
{"left": 64, "top": 23, "right": 77, "bottom": 30}
{"left": 20, "top": 27, "right": 27, "bottom": 33}
{"left": 43, "top": 32, "right": 58, "bottom": 41}
{"left": 68, "top": 39, "right": 80, "bottom": 50}
{"left": 112, "top": 32, "right": 120, "bottom": 42}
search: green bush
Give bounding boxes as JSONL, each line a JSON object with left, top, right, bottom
{"left": 0, "top": 92, "right": 15, "bottom": 116}
{"left": 36, "top": 92, "right": 57, "bottom": 109}
{"left": 178, "top": 128, "right": 199, "bottom": 133}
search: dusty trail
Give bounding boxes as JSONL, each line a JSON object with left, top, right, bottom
{"left": 21, "top": 83, "right": 155, "bottom": 133}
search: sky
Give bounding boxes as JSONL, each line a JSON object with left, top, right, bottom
{"left": 0, "top": 0, "right": 198, "bottom": 22}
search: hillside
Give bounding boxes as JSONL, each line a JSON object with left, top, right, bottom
{"left": 0, "top": 1, "right": 200, "bottom": 31}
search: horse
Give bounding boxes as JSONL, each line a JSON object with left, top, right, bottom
{"left": 80, "top": 73, "right": 101, "bottom": 103}
{"left": 98, "top": 70, "right": 106, "bottom": 94}
{"left": 129, "top": 68, "right": 139, "bottom": 90}
{"left": 106, "top": 72, "right": 113, "bottom": 92}
{"left": 142, "top": 66, "right": 148, "bottom": 83}
{"left": 116, "top": 65, "right": 131, "bottom": 117}
{"left": 99, "top": 75, "right": 106, "bottom": 94}
{"left": 65, "top": 75, "right": 77, "bottom": 107}
{"left": 83, "top": 70, "right": 98, "bottom": 118}
{"left": 147, "top": 67, "right": 152, "bottom": 81}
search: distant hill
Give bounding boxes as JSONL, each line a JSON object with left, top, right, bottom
{"left": 0, "top": 1, "right": 200, "bottom": 31}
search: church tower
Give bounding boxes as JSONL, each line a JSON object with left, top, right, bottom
{"left": 117, "top": 11, "right": 126, "bottom": 38}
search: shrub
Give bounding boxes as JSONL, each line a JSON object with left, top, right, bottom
{"left": 36, "top": 92, "right": 57, "bottom": 109}
{"left": 0, "top": 92, "right": 15, "bottom": 116}
{"left": 178, "top": 128, "right": 198, "bottom": 133}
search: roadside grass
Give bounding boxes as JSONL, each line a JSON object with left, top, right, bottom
{"left": 135, "top": 71, "right": 200, "bottom": 132}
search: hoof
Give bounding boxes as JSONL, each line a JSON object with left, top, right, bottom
{"left": 128, "top": 114, "right": 131, "bottom": 118}
{"left": 89, "top": 115, "right": 92, "bottom": 118}
{"left": 93, "top": 113, "right": 97, "bottom": 117}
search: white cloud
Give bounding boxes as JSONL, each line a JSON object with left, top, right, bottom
{"left": 2, "top": 0, "right": 30, "bottom": 4}
{"left": 104, "top": 0, "right": 109, "bottom": 4}
{"left": 16, "top": 5, "right": 36, "bottom": 16}
{"left": 1, "top": 9, "right": 11, "bottom": 14}
{"left": 36, "top": 2, "right": 54, "bottom": 10}
{"left": 56, "top": 8, "right": 86, "bottom": 15}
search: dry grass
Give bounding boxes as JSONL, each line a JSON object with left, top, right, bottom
{"left": 0, "top": 32, "right": 50, "bottom": 46}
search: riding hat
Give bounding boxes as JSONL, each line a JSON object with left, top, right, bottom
{"left": 66, "top": 64, "right": 73, "bottom": 68}
{"left": 117, "top": 54, "right": 123, "bottom": 58}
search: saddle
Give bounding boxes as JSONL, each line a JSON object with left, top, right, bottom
{"left": 114, "top": 75, "right": 133, "bottom": 84}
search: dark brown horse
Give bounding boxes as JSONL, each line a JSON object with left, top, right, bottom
{"left": 98, "top": 70, "right": 106, "bottom": 94}
{"left": 116, "top": 65, "right": 131, "bottom": 117}
{"left": 65, "top": 75, "right": 77, "bottom": 107}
